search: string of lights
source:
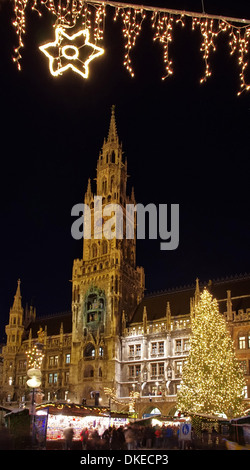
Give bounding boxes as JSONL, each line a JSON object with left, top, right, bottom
{"left": 11, "top": 0, "right": 250, "bottom": 93}
{"left": 26, "top": 344, "right": 44, "bottom": 369}
{"left": 177, "top": 289, "right": 246, "bottom": 418}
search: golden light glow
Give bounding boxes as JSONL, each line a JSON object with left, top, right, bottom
{"left": 114, "top": 7, "right": 146, "bottom": 77}
{"left": 177, "top": 289, "right": 246, "bottom": 419}
{"left": 26, "top": 344, "right": 44, "bottom": 369}
{"left": 10, "top": 0, "right": 250, "bottom": 93}
{"left": 39, "top": 26, "right": 104, "bottom": 78}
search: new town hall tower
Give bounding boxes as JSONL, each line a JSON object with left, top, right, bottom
{"left": 70, "top": 106, "right": 145, "bottom": 403}
{"left": 1, "top": 108, "right": 250, "bottom": 416}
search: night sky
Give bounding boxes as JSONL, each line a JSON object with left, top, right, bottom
{"left": 0, "top": 0, "right": 250, "bottom": 341}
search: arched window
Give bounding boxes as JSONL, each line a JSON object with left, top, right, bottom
{"left": 84, "top": 343, "right": 95, "bottom": 358}
{"left": 102, "top": 178, "right": 107, "bottom": 194}
{"left": 84, "top": 365, "right": 94, "bottom": 377}
{"left": 92, "top": 243, "right": 97, "bottom": 258}
{"left": 102, "top": 240, "right": 108, "bottom": 255}
{"left": 111, "top": 151, "right": 115, "bottom": 163}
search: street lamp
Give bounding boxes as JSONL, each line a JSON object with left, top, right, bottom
{"left": 27, "top": 368, "right": 42, "bottom": 447}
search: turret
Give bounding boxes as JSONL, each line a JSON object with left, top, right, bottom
{"left": 5, "top": 279, "right": 24, "bottom": 350}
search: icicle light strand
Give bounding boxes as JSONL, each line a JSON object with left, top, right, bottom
{"left": 11, "top": 0, "right": 250, "bottom": 93}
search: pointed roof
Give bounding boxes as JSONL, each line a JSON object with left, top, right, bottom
{"left": 130, "top": 274, "right": 250, "bottom": 323}
{"left": 12, "top": 278, "right": 23, "bottom": 312}
{"left": 107, "top": 105, "right": 118, "bottom": 143}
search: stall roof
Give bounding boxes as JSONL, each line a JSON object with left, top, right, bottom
{"left": 231, "top": 415, "right": 250, "bottom": 424}
{"left": 189, "top": 412, "right": 229, "bottom": 422}
{"left": 36, "top": 402, "right": 130, "bottom": 418}
{"left": 36, "top": 402, "right": 111, "bottom": 417}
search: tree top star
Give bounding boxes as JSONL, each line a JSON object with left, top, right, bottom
{"left": 39, "top": 26, "right": 104, "bottom": 79}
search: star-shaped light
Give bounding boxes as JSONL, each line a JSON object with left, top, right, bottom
{"left": 39, "top": 26, "right": 104, "bottom": 79}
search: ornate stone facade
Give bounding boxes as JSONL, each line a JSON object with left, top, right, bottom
{"left": 0, "top": 108, "right": 250, "bottom": 417}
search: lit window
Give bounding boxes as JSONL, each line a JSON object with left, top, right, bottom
{"left": 135, "top": 365, "right": 141, "bottom": 377}
{"left": 8, "top": 377, "right": 13, "bottom": 386}
{"left": 151, "top": 363, "right": 157, "bottom": 376}
{"left": 151, "top": 343, "right": 157, "bottom": 355}
{"left": 176, "top": 340, "right": 182, "bottom": 352}
{"left": 136, "top": 344, "right": 141, "bottom": 356}
{"left": 129, "top": 365, "right": 134, "bottom": 377}
{"left": 239, "top": 336, "right": 246, "bottom": 349}
{"left": 175, "top": 361, "right": 182, "bottom": 376}
{"left": 66, "top": 354, "right": 71, "bottom": 364}
{"left": 129, "top": 345, "right": 134, "bottom": 356}
{"left": 159, "top": 342, "right": 164, "bottom": 354}
{"left": 99, "top": 347, "right": 103, "bottom": 357}
{"left": 243, "top": 386, "right": 248, "bottom": 399}
{"left": 53, "top": 373, "right": 58, "bottom": 384}
{"left": 158, "top": 363, "right": 164, "bottom": 376}
{"left": 48, "top": 373, "right": 53, "bottom": 384}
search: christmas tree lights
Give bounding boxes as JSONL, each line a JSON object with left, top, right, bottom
{"left": 10, "top": 0, "right": 250, "bottom": 93}
{"left": 26, "top": 344, "right": 44, "bottom": 369}
{"left": 177, "top": 289, "right": 246, "bottom": 419}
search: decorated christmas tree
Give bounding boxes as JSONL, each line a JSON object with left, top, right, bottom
{"left": 177, "top": 288, "right": 245, "bottom": 418}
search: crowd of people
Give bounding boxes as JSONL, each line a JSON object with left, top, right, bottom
{"left": 63, "top": 422, "right": 222, "bottom": 450}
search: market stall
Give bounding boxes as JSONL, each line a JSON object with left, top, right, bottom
{"left": 35, "top": 402, "right": 129, "bottom": 449}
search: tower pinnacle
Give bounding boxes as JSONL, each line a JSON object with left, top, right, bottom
{"left": 107, "top": 105, "right": 118, "bottom": 143}
{"left": 12, "top": 278, "right": 22, "bottom": 311}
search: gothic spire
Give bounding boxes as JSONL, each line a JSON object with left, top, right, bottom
{"left": 107, "top": 105, "right": 118, "bottom": 143}
{"left": 12, "top": 279, "right": 22, "bottom": 311}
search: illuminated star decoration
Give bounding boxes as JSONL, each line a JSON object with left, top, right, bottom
{"left": 39, "top": 26, "right": 104, "bottom": 79}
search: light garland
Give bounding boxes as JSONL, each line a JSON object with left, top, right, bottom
{"left": 177, "top": 289, "right": 246, "bottom": 419}
{"left": 114, "top": 7, "right": 146, "bottom": 77}
{"left": 10, "top": 0, "right": 250, "bottom": 93}
{"left": 104, "top": 386, "right": 139, "bottom": 410}
{"left": 39, "top": 25, "right": 104, "bottom": 78}
{"left": 151, "top": 11, "right": 174, "bottom": 79}
{"left": 26, "top": 344, "right": 44, "bottom": 369}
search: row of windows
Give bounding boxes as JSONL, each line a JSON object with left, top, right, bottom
{"left": 10, "top": 316, "right": 22, "bottom": 326}
{"left": 91, "top": 241, "right": 108, "bottom": 258}
{"left": 17, "top": 354, "right": 71, "bottom": 370}
{"left": 128, "top": 361, "right": 184, "bottom": 379}
{"left": 84, "top": 345, "right": 104, "bottom": 357}
{"left": 128, "top": 339, "right": 190, "bottom": 357}
{"left": 128, "top": 342, "right": 165, "bottom": 357}
{"left": 9, "top": 370, "right": 71, "bottom": 387}
{"left": 48, "top": 354, "right": 71, "bottom": 366}
{"left": 48, "top": 372, "right": 69, "bottom": 384}
{"left": 128, "top": 358, "right": 250, "bottom": 382}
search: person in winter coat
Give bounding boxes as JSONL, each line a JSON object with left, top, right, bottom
{"left": 124, "top": 426, "right": 135, "bottom": 450}
{"left": 63, "top": 423, "right": 74, "bottom": 450}
{"left": 80, "top": 427, "right": 89, "bottom": 450}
